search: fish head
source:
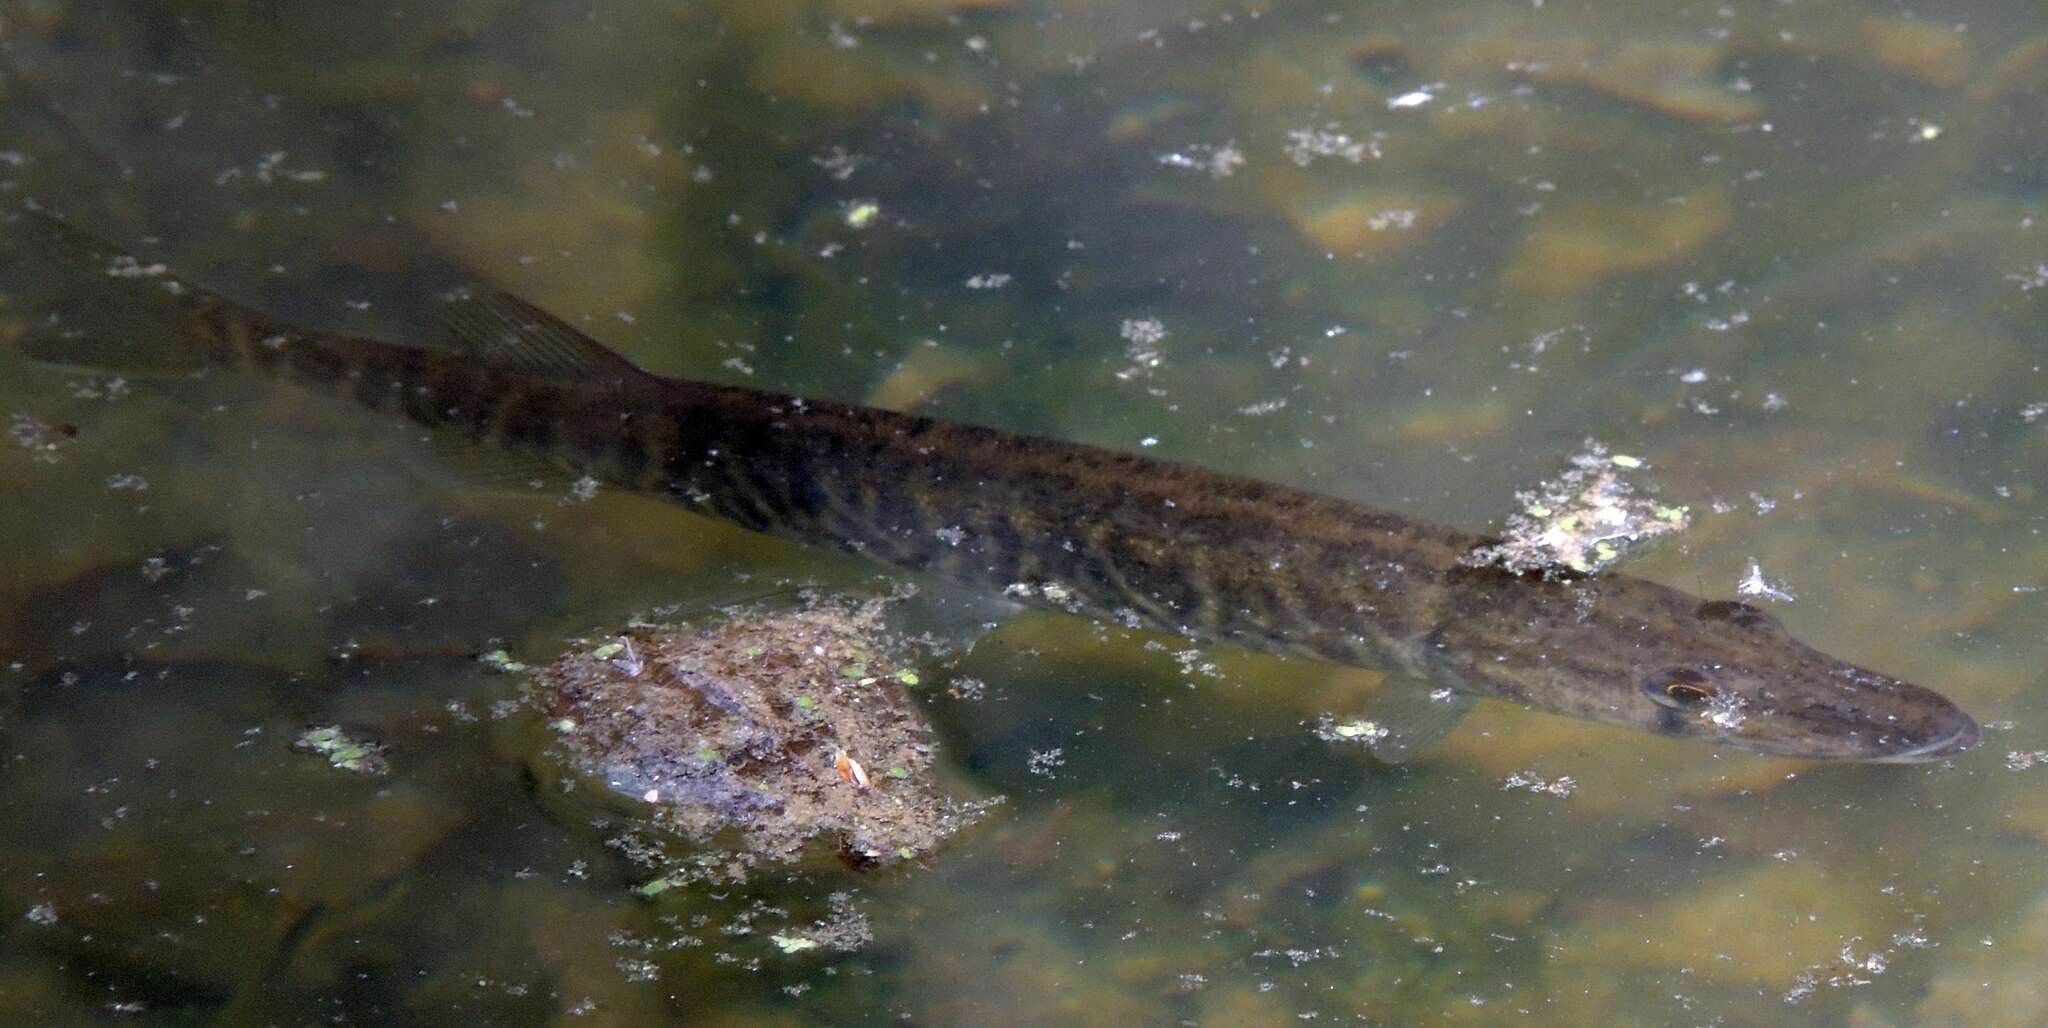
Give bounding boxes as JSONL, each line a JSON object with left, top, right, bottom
{"left": 1430, "top": 570, "right": 1980, "bottom": 762}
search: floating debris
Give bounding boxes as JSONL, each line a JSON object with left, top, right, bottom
{"left": 771, "top": 933, "right": 820, "bottom": 953}
{"left": 1155, "top": 141, "right": 1244, "bottom": 178}
{"left": 476, "top": 649, "right": 528, "bottom": 674}
{"left": 535, "top": 596, "right": 999, "bottom": 869}
{"left": 294, "top": 725, "right": 389, "bottom": 775}
{"left": 1312, "top": 715, "right": 1391, "bottom": 745}
{"left": 1115, "top": 317, "right": 1168, "bottom": 381}
{"left": 1502, "top": 770, "right": 1577, "bottom": 798}
{"left": 842, "top": 199, "right": 881, "bottom": 229}
{"left": 1737, "top": 561, "right": 1797, "bottom": 603}
{"left": 7, "top": 413, "right": 75, "bottom": 464}
{"left": 1463, "top": 441, "right": 1690, "bottom": 576}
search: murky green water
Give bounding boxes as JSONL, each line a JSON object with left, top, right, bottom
{"left": 1, "top": 1, "right": 2043, "bottom": 1023}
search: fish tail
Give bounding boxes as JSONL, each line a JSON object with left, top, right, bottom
{"left": 3, "top": 208, "right": 259, "bottom": 376}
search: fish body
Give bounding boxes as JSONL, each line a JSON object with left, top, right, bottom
{"left": 11, "top": 212, "right": 1981, "bottom": 762}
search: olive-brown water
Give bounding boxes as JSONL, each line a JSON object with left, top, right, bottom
{"left": 0, "top": 2, "right": 2043, "bottom": 1024}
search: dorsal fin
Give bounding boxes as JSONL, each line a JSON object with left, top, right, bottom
{"left": 433, "top": 284, "right": 653, "bottom": 386}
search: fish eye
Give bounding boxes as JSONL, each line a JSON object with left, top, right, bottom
{"left": 1696, "top": 600, "right": 1777, "bottom": 630}
{"left": 1646, "top": 667, "right": 1716, "bottom": 708}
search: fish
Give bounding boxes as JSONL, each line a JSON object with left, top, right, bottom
{"left": 4, "top": 208, "right": 1980, "bottom": 763}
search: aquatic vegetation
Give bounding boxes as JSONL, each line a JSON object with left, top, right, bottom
{"left": 534, "top": 597, "right": 1000, "bottom": 870}
{"left": 294, "top": 725, "right": 389, "bottom": 775}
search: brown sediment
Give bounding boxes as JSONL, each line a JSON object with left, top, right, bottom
{"left": 1501, "top": 189, "right": 1732, "bottom": 296}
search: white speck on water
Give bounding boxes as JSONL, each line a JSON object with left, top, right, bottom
{"left": 1366, "top": 208, "right": 1418, "bottom": 231}
{"left": 24, "top": 903, "right": 56, "bottom": 926}
{"left": 2006, "top": 750, "right": 2048, "bottom": 770}
{"left": 1156, "top": 141, "right": 1244, "bottom": 178}
{"left": 1387, "top": 89, "right": 1435, "bottom": 109}
{"left": 103, "top": 254, "right": 168, "bottom": 279}
{"left": 1116, "top": 318, "right": 1167, "bottom": 381}
{"left": 1679, "top": 368, "right": 1709, "bottom": 384}
{"left": 1282, "top": 126, "right": 1381, "bottom": 165}
{"left": 813, "top": 146, "right": 867, "bottom": 180}
{"left": 1120, "top": 317, "right": 1167, "bottom": 346}
{"left": 965, "top": 272, "right": 1011, "bottom": 289}
{"left": 934, "top": 525, "right": 967, "bottom": 547}
{"left": 1026, "top": 748, "right": 1066, "bottom": 777}
{"left": 1737, "top": 561, "right": 1795, "bottom": 602}
{"left": 567, "top": 476, "right": 600, "bottom": 503}
{"left": 1139, "top": 436, "right": 1159, "bottom": 447}
{"left": 9, "top": 413, "right": 73, "bottom": 463}
{"left": 1704, "top": 689, "right": 1749, "bottom": 730}
{"left": 105, "top": 473, "right": 149, "bottom": 492}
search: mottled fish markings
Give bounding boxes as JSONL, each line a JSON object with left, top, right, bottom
{"left": 10, "top": 211, "right": 1980, "bottom": 763}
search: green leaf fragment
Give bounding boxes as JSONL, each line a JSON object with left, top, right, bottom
{"left": 840, "top": 663, "right": 867, "bottom": 679}
{"left": 893, "top": 669, "right": 921, "bottom": 686}
{"left": 771, "top": 934, "right": 820, "bottom": 953}
{"left": 294, "top": 726, "right": 386, "bottom": 774}
{"left": 1610, "top": 454, "right": 1643, "bottom": 468}
{"left": 477, "top": 650, "right": 527, "bottom": 673}
{"left": 591, "top": 642, "right": 625, "bottom": 660}
{"left": 887, "top": 766, "right": 910, "bottom": 779}
{"left": 635, "top": 877, "right": 677, "bottom": 897}
{"left": 795, "top": 695, "right": 817, "bottom": 710}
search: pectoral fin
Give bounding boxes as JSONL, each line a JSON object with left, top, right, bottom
{"left": 1320, "top": 674, "right": 1474, "bottom": 764}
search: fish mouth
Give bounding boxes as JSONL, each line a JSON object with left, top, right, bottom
{"left": 1868, "top": 715, "right": 1982, "bottom": 764}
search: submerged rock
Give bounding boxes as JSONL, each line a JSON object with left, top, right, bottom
{"left": 534, "top": 596, "right": 997, "bottom": 870}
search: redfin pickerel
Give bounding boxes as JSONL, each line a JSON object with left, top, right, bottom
{"left": 7, "top": 210, "right": 1980, "bottom": 763}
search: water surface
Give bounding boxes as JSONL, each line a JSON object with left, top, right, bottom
{"left": 1, "top": 2, "right": 2043, "bottom": 1023}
